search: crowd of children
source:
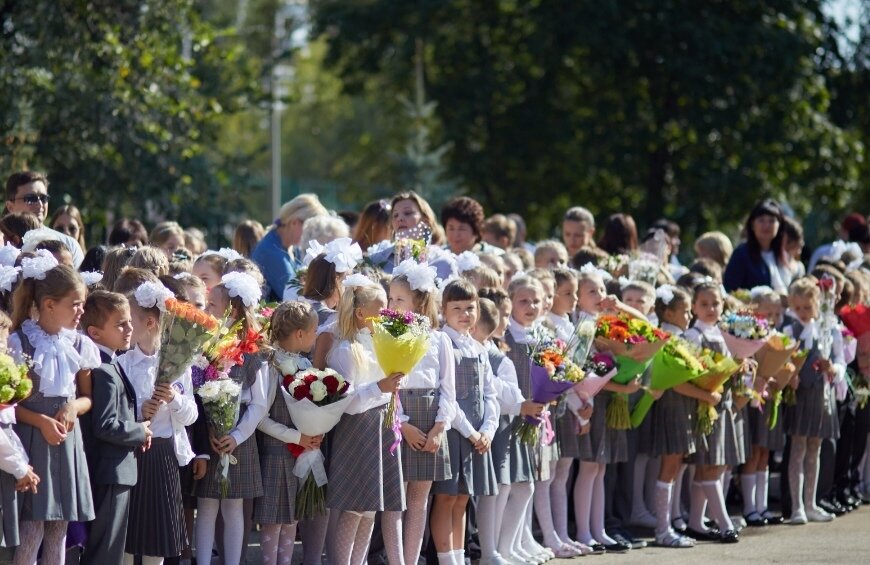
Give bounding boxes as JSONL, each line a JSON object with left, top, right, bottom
{"left": 0, "top": 183, "right": 869, "bottom": 565}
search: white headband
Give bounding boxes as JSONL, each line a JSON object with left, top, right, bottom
{"left": 342, "top": 272, "right": 377, "bottom": 289}
{"left": 0, "top": 243, "right": 21, "bottom": 268}
{"left": 394, "top": 258, "right": 437, "bottom": 293}
{"left": 80, "top": 271, "right": 103, "bottom": 287}
{"left": 134, "top": 281, "right": 174, "bottom": 311}
{"left": 455, "top": 251, "right": 481, "bottom": 273}
{"left": 200, "top": 248, "right": 243, "bottom": 263}
{"left": 0, "top": 265, "right": 21, "bottom": 293}
{"left": 21, "top": 249, "right": 59, "bottom": 281}
{"left": 656, "top": 284, "right": 676, "bottom": 305}
{"left": 221, "top": 271, "right": 262, "bottom": 308}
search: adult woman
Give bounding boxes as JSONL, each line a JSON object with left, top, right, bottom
{"left": 251, "top": 193, "right": 329, "bottom": 301}
{"left": 108, "top": 218, "right": 149, "bottom": 247}
{"left": 694, "top": 232, "right": 734, "bottom": 269}
{"left": 441, "top": 196, "right": 486, "bottom": 254}
{"left": 50, "top": 204, "right": 86, "bottom": 250}
{"left": 598, "top": 213, "right": 639, "bottom": 255}
{"left": 390, "top": 191, "right": 445, "bottom": 245}
{"left": 150, "top": 221, "right": 187, "bottom": 259}
{"left": 353, "top": 199, "right": 392, "bottom": 251}
{"left": 723, "top": 199, "right": 791, "bottom": 292}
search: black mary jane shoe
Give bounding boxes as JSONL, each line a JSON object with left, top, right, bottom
{"left": 743, "top": 512, "right": 767, "bottom": 527}
{"left": 819, "top": 498, "right": 848, "bottom": 516}
{"left": 588, "top": 543, "right": 607, "bottom": 555}
{"left": 761, "top": 511, "right": 784, "bottom": 525}
{"left": 718, "top": 529, "right": 739, "bottom": 544}
{"left": 603, "top": 541, "right": 631, "bottom": 553}
{"left": 685, "top": 527, "right": 721, "bottom": 542}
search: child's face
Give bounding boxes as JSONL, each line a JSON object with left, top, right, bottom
{"left": 789, "top": 294, "right": 818, "bottom": 325}
{"left": 388, "top": 281, "right": 416, "bottom": 314}
{"left": 511, "top": 287, "right": 543, "bottom": 327}
{"left": 540, "top": 280, "right": 555, "bottom": 314}
{"left": 577, "top": 278, "right": 606, "bottom": 314}
{"left": 622, "top": 289, "right": 652, "bottom": 315}
{"left": 46, "top": 287, "right": 87, "bottom": 330}
{"left": 535, "top": 249, "right": 564, "bottom": 270}
{"left": 91, "top": 305, "right": 134, "bottom": 351}
{"left": 280, "top": 320, "right": 318, "bottom": 354}
{"left": 193, "top": 262, "right": 222, "bottom": 290}
{"left": 496, "top": 299, "right": 511, "bottom": 336}
{"left": 552, "top": 280, "right": 578, "bottom": 316}
{"left": 130, "top": 305, "right": 159, "bottom": 346}
{"left": 663, "top": 301, "right": 691, "bottom": 331}
{"left": 444, "top": 299, "right": 479, "bottom": 334}
{"left": 183, "top": 287, "right": 207, "bottom": 311}
{"left": 755, "top": 300, "right": 784, "bottom": 328}
{"left": 206, "top": 287, "right": 230, "bottom": 318}
{"left": 692, "top": 289, "right": 723, "bottom": 325}
{"left": 357, "top": 293, "right": 387, "bottom": 331}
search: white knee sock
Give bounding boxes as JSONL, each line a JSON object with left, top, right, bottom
{"left": 688, "top": 481, "right": 708, "bottom": 532}
{"left": 671, "top": 464, "right": 687, "bottom": 522}
{"left": 590, "top": 466, "right": 615, "bottom": 545}
{"left": 741, "top": 473, "right": 757, "bottom": 516}
{"left": 477, "top": 495, "right": 499, "bottom": 560}
{"left": 654, "top": 481, "right": 673, "bottom": 539}
{"left": 452, "top": 549, "right": 466, "bottom": 564}
{"left": 533, "top": 462, "right": 560, "bottom": 549}
{"left": 755, "top": 470, "right": 770, "bottom": 513}
{"left": 804, "top": 438, "right": 822, "bottom": 512}
{"left": 789, "top": 436, "right": 808, "bottom": 516}
{"left": 437, "top": 552, "right": 455, "bottom": 565}
{"left": 574, "top": 462, "right": 597, "bottom": 544}
{"left": 142, "top": 557, "right": 165, "bottom": 565}
{"left": 702, "top": 480, "right": 734, "bottom": 532}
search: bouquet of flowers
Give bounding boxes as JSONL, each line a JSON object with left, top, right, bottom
{"left": 630, "top": 337, "right": 706, "bottom": 428}
{"left": 255, "top": 302, "right": 279, "bottom": 337}
{"left": 600, "top": 254, "right": 629, "bottom": 278}
{"left": 0, "top": 352, "right": 32, "bottom": 407}
{"left": 846, "top": 368, "right": 870, "bottom": 410}
{"left": 627, "top": 252, "right": 660, "bottom": 286}
{"left": 566, "top": 315, "right": 597, "bottom": 366}
{"left": 718, "top": 312, "right": 770, "bottom": 359}
{"left": 394, "top": 223, "right": 432, "bottom": 264}
{"left": 368, "top": 309, "right": 431, "bottom": 451}
{"left": 564, "top": 353, "right": 618, "bottom": 429}
{"left": 191, "top": 321, "right": 262, "bottom": 389}
{"left": 197, "top": 378, "right": 242, "bottom": 497}
{"left": 158, "top": 297, "right": 221, "bottom": 385}
{"left": 280, "top": 365, "right": 352, "bottom": 520}
{"left": 595, "top": 314, "right": 670, "bottom": 429}
{"left": 755, "top": 333, "right": 799, "bottom": 381}
{"left": 693, "top": 349, "right": 741, "bottom": 435}
{"left": 514, "top": 333, "right": 587, "bottom": 445}
{"left": 781, "top": 349, "right": 809, "bottom": 408}
{"left": 817, "top": 275, "right": 837, "bottom": 360}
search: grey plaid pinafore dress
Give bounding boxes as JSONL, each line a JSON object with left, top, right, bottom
{"left": 749, "top": 393, "right": 786, "bottom": 451}
{"left": 487, "top": 346, "right": 513, "bottom": 486}
{"left": 577, "top": 390, "right": 629, "bottom": 463}
{"left": 784, "top": 322, "right": 840, "bottom": 440}
{"left": 398, "top": 386, "right": 452, "bottom": 482}
{"left": 642, "top": 387, "right": 697, "bottom": 457}
{"left": 689, "top": 329, "right": 745, "bottom": 466}
{"left": 432, "top": 341, "right": 498, "bottom": 496}
{"left": 311, "top": 301, "right": 336, "bottom": 327}
{"left": 12, "top": 330, "right": 94, "bottom": 522}
{"left": 195, "top": 353, "right": 265, "bottom": 499}
{"left": 504, "top": 331, "right": 538, "bottom": 483}
{"left": 0, "top": 424, "right": 20, "bottom": 546}
{"left": 254, "top": 366, "right": 298, "bottom": 525}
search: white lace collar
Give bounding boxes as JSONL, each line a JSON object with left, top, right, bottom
{"left": 22, "top": 319, "right": 82, "bottom": 397}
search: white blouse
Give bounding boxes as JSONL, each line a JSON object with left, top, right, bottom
{"left": 327, "top": 329, "right": 392, "bottom": 415}
{"left": 232, "top": 358, "right": 270, "bottom": 446}
{"left": 7, "top": 320, "right": 101, "bottom": 397}
{"left": 442, "top": 326, "right": 500, "bottom": 439}
{"left": 400, "top": 330, "right": 456, "bottom": 426}
{"left": 0, "top": 422, "right": 28, "bottom": 479}
{"left": 547, "top": 312, "right": 574, "bottom": 342}
{"left": 487, "top": 341, "right": 525, "bottom": 416}
{"left": 684, "top": 319, "right": 727, "bottom": 351}
{"left": 257, "top": 350, "right": 307, "bottom": 445}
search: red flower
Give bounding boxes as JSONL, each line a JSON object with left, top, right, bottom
{"left": 818, "top": 276, "right": 834, "bottom": 291}
{"left": 323, "top": 375, "right": 340, "bottom": 394}
{"left": 286, "top": 443, "right": 305, "bottom": 457}
{"left": 282, "top": 374, "right": 295, "bottom": 388}
{"left": 303, "top": 374, "right": 318, "bottom": 385}
{"left": 293, "top": 383, "right": 310, "bottom": 400}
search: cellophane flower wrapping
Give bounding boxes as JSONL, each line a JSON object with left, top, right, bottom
{"left": 718, "top": 312, "right": 770, "bottom": 360}
{"left": 197, "top": 378, "right": 242, "bottom": 497}
{"left": 280, "top": 367, "right": 352, "bottom": 520}
{"left": 368, "top": 309, "right": 431, "bottom": 439}
{"left": 566, "top": 354, "right": 617, "bottom": 428}
{"left": 755, "top": 334, "right": 798, "bottom": 380}
{"left": 0, "top": 352, "right": 32, "bottom": 407}
{"left": 693, "top": 349, "right": 740, "bottom": 435}
{"left": 158, "top": 298, "right": 220, "bottom": 385}
{"left": 817, "top": 275, "right": 837, "bottom": 360}
{"left": 630, "top": 338, "right": 705, "bottom": 428}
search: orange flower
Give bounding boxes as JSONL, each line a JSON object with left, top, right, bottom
{"left": 609, "top": 326, "right": 629, "bottom": 342}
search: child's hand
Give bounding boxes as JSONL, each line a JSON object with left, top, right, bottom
{"left": 707, "top": 391, "right": 722, "bottom": 406}
{"left": 423, "top": 423, "right": 445, "bottom": 453}
{"left": 141, "top": 421, "right": 153, "bottom": 439}
{"left": 214, "top": 435, "right": 238, "bottom": 455}
{"left": 789, "top": 374, "right": 800, "bottom": 390}
{"left": 152, "top": 383, "right": 176, "bottom": 404}
{"left": 54, "top": 402, "right": 78, "bottom": 432}
{"left": 401, "top": 423, "right": 427, "bottom": 451}
{"left": 599, "top": 295, "right": 620, "bottom": 312}
{"left": 578, "top": 422, "right": 591, "bottom": 436}
{"left": 378, "top": 373, "right": 404, "bottom": 394}
{"left": 623, "top": 378, "right": 642, "bottom": 394}
{"left": 142, "top": 435, "right": 152, "bottom": 453}
{"left": 520, "top": 401, "right": 545, "bottom": 418}
{"left": 298, "top": 434, "right": 323, "bottom": 450}
{"left": 192, "top": 458, "right": 208, "bottom": 480}
{"left": 741, "top": 359, "right": 758, "bottom": 375}
{"left": 15, "top": 466, "right": 39, "bottom": 493}
{"left": 141, "top": 399, "right": 163, "bottom": 420}
{"left": 578, "top": 404, "right": 594, "bottom": 421}
{"left": 39, "top": 416, "right": 67, "bottom": 446}
{"left": 468, "top": 431, "right": 482, "bottom": 446}
{"left": 474, "top": 433, "right": 492, "bottom": 454}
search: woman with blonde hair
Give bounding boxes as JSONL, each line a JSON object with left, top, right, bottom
{"left": 694, "top": 231, "right": 734, "bottom": 268}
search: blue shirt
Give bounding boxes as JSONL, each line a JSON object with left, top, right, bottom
{"left": 723, "top": 242, "right": 771, "bottom": 292}
{"left": 251, "top": 229, "right": 298, "bottom": 301}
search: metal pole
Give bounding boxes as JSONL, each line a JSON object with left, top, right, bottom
{"left": 271, "top": 93, "right": 283, "bottom": 222}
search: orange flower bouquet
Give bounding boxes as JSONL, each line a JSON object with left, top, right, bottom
{"left": 157, "top": 297, "right": 221, "bottom": 385}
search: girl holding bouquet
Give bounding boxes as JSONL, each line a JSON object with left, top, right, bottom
{"left": 575, "top": 269, "right": 642, "bottom": 553}
{"left": 120, "top": 278, "right": 198, "bottom": 564}
{"left": 432, "top": 280, "right": 499, "bottom": 565}
{"left": 683, "top": 281, "right": 741, "bottom": 543}
{"left": 326, "top": 277, "right": 405, "bottom": 565}
{"left": 383, "top": 261, "right": 457, "bottom": 565}
{"left": 8, "top": 261, "right": 95, "bottom": 565}
{"left": 195, "top": 272, "right": 270, "bottom": 565}
{"left": 783, "top": 277, "right": 844, "bottom": 524}
{"left": 255, "top": 301, "right": 324, "bottom": 565}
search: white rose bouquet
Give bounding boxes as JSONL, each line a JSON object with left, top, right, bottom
{"left": 197, "top": 378, "right": 242, "bottom": 496}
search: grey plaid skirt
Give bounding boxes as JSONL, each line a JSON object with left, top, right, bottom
{"left": 490, "top": 416, "right": 512, "bottom": 485}
{"left": 327, "top": 407, "right": 405, "bottom": 512}
{"left": 693, "top": 394, "right": 745, "bottom": 466}
{"left": 578, "top": 391, "right": 628, "bottom": 464}
{"left": 253, "top": 445, "right": 298, "bottom": 524}
{"left": 195, "top": 406, "right": 264, "bottom": 500}
{"left": 554, "top": 403, "right": 582, "bottom": 459}
{"left": 508, "top": 418, "right": 538, "bottom": 483}
{"left": 432, "top": 428, "right": 498, "bottom": 496}
{"left": 750, "top": 399, "right": 785, "bottom": 452}
{"left": 643, "top": 389, "right": 696, "bottom": 457}
{"left": 785, "top": 384, "right": 840, "bottom": 440}
{"left": 398, "top": 388, "right": 451, "bottom": 482}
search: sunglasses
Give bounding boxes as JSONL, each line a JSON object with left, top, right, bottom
{"left": 15, "top": 193, "right": 50, "bottom": 205}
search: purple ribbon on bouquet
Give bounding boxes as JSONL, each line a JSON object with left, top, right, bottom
{"left": 388, "top": 394, "right": 403, "bottom": 455}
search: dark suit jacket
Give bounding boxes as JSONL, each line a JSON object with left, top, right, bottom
{"left": 89, "top": 362, "right": 147, "bottom": 487}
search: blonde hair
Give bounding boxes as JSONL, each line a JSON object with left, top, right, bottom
{"left": 534, "top": 240, "right": 569, "bottom": 265}
{"left": 389, "top": 276, "right": 439, "bottom": 328}
{"left": 129, "top": 246, "right": 170, "bottom": 277}
{"left": 750, "top": 287, "right": 781, "bottom": 307}
{"left": 463, "top": 265, "right": 501, "bottom": 290}
{"left": 149, "top": 221, "right": 185, "bottom": 248}
{"left": 336, "top": 283, "right": 387, "bottom": 372}
{"left": 278, "top": 194, "right": 329, "bottom": 226}
{"left": 528, "top": 268, "right": 556, "bottom": 288}
{"left": 270, "top": 301, "right": 318, "bottom": 343}
{"left": 694, "top": 231, "right": 733, "bottom": 267}
{"left": 788, "top": 276, "right": 820, "bottom": 300}
{"left": 507, "top": 274, "right": 544, "bottom": 299}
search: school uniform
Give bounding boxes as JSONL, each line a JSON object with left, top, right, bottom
{"left": 0, "top": 407, "right": 29, "bottom": 547}
{"left": 8, "top": 320, "right": 100, "bottom": 522}
{"left": 432, "top": 327, "right": 499, "bottom": 496}
{"left": 81, "top": 360, "right": 148, "bottom": 564}
{"left": 326, "top": 330, "right": 405, "bottom": 512}
{"left": 548, "top": 312, "right": 583, "bottom": 459}
{"left": 254, "top": 350, "right": 308, "bottom": 525}
{"left": 487, "top": 341, "right": 520, "bottom": 486}
{"left": 121, "top": 346, "right": 198, "bottom": 557}
{"left": 504, "top": 320, "right": 538, "bottom": 483}
{"left": 685, "top": 321, "right": 745, "bottom": 466}
{"left": 398, "top": 330, "right": 455, "bottom": 482}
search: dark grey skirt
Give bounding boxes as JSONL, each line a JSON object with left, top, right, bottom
{"left": 0, "top": 469, "right": 18, "bottom": 548}
{"left": 508, "top": 418, "right": 537, "bottom": 483}
{"left": 750, "top": 399, "right": 786, "bottom": 452}
{"left": 126, "top": 438, "right": 185, "bottom": 557}
{"left": 195, "top": 409, "right": 264, "bottom": 500}
{"left": 432, "top": 429, "right": 498, "bottom": 496}
{"left": 253, "top": 445, "right": 297, "bottom": 524}
{"left": 326, "top": 407, "right": 405, "bottom": 512}
{"left": 398, "top": 388, "right": 451, "bottom": 482}
{"left": 578, "top": 391, "right": 628, "bottom": 464}
{"left": 785, "top": 384, "right": 839, "bottom": 440}
{"left": 643, "top": 389, "right": 696, "bottom": 457}
{"left": 693, "top": 395, "right": 744, "bottom": 466}
{"left": 554, "top": 408, "right": 582, "bottom": 459}
{"left": 490, "top": 416, "right": 512, "bottom": 485}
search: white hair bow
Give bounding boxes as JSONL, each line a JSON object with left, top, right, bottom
{"left": 0, "top": 243, "right": 21, "bottom": 268}
{"left": 578, "top": 262, "right": 612, "bottom": 282}
{"left": 303, "top": 240, "right": 326, "bottom": 267}
{"left": 221, "top": 272, "right": 262, "bottom": 308}
{"left": 324, "top": 238, "right": 363, "bottom": 273}
{"left": 21, "top": 249, "right": 59, "bottom": 281}
{"left": 342, "top": 273, "right": 376, "bottom": 289}
{"left": 749, "top": 285, "right": 775, "bottom": 300}
{"left": 455, "top": 251, "right": 481, "bottom": 273}
{"left": 394, "top": 258, "right": 437, "bottom": 293}
{"left": 655, "top": 284, "right": 676, "bottom": 305}
{"left": 134, "top": 281, "right": 174, "bottom": 311}
{"left": 80, "top": 271, "right": 104, "bottom": 287}
{"left": 201, "top": 248, "right": 243, "bottom": 263}
{"left": 0, "top": 265, "right": 21, "bottom": 293}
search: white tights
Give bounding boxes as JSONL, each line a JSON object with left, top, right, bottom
{"left": 196, "top": 497, "right": 244, "bottom": 565}
{"left": 533, "top": 461, "right": 559, "bottom": 548}
{"left": 789, "top": 435, "right": 823, "bottom": 515}
{"left": 497, "top": 482, "right": 532, "bottom": 560}
{"left": 382, "top": 480, "right": 432, "bottom": 565}
{"left": 14, "top": 521, "right": 67, "bottom": 565}
{"left": 261, "top": 523, "right": 298, "bottom": 565}
{"left": 332, "top": 510, "right": 376, "bottom": 565}
{"left": 574, "top": 461, "right": 613, "bottom": 546}
{"left": 549, "top": 457, "right": 577, "bottom": 545}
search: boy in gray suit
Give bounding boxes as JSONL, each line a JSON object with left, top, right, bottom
{"left": 80, "top": 291, "right": 151, "bottom": 564}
